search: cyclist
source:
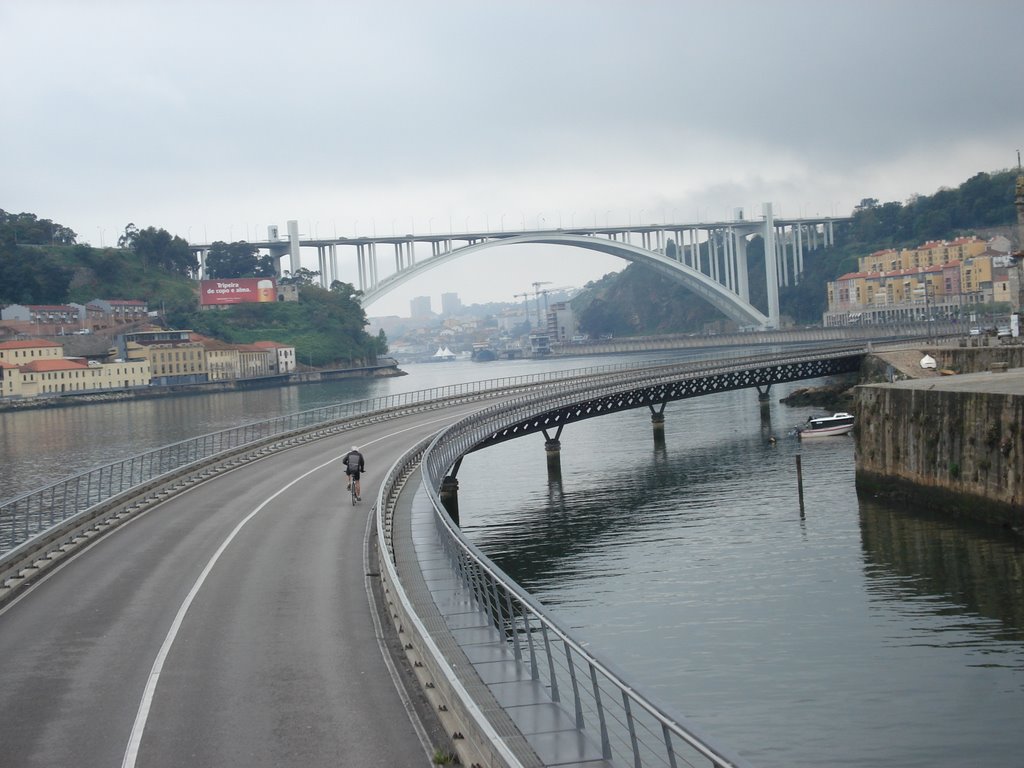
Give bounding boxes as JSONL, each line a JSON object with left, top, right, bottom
{"left": 344, "top": 446, "right": 365, "bottom": 501}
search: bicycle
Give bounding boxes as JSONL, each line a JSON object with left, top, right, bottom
{"left": 348, "top": 472, "right": 363, "bottom": 505}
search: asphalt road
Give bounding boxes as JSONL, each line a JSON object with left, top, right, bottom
{"left": 0, "top": 402, "right": 484, "bottom": 768}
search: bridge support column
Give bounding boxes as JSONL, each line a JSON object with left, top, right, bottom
{"left": 542, "top": 427, "right": 563, "bottom": 481}
{"left": 756, "top": 384, "right": 773, "bottom": 429}
{"left": 649, "top": 403, "right": 667, "bottom": 448}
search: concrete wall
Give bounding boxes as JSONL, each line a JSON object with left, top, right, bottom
{"left": 855, "top": 379, "right": 1024, "bottom": 531}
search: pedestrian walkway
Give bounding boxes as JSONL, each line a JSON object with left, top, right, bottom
{"left": 388, "top": 472, "right": 612, "bottom": 767}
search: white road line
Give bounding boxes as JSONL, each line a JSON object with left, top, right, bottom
{"left": 121, "top": 414, "right": 461, "bottom": 767}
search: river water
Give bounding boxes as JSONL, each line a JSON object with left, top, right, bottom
{"left": 2, "top": 354, "right": 1022, "bottom": 767}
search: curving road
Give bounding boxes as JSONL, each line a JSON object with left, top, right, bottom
{"left": 0, "top": 402, "right": 487, "bottom": 768}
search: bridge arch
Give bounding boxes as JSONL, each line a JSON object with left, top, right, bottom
{"left": 359, "top": 233, "right": 771, "bottom": 328}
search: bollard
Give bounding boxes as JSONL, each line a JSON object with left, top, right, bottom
{"left": 439, "top": 476, "right": 460, "bottom": 525}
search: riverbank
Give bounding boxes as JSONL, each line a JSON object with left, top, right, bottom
{"left": 0, "top": 359, "right": 406, "bottom": 412}
{"left": 855, "top": 341, "right": 1024, "bottom": 533}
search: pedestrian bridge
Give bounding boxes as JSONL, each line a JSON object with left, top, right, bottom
{"left": 190, "top": 209, "right": 847, "bottom": 330}
{"left": 0, "top": 345, "right": 868, "bottom": 767}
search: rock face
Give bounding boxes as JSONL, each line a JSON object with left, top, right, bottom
{"left": 855, "top": 374, "right": 1024, "bottom": 532}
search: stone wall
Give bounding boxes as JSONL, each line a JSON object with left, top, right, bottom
{"left": 855, "top": 380, "right": 1024, "bottom": 531}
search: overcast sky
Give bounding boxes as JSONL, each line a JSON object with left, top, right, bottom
{"left": 3, "top": 1, "right": 1021, "bottom": 316}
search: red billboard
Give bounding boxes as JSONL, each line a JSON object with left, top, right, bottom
{"left": 200, "top": 278, "right": 277, "bottom": 306}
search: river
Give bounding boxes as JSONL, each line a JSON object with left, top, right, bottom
{"left": 2, "top": 353, "right": 1022, "bottom": 767}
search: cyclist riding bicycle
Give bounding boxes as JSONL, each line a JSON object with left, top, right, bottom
{"left": 344, "top": 446, "right": 365, "bottom": 501}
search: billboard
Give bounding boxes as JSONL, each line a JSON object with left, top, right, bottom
{"left": 200, "top": 278, "right": 277, "bottom": 306}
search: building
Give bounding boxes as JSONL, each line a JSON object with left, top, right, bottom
{"left": 0, "top": 339, "right": 63, "bottom": 365}
{"left": 545, "top": 302, "right": 577, "bottom": 344}
{"left": 87, "top": 299, "right": 149, "bottom": 325}
{"left": 410, "top": 296, "right": 432, "bottom": 318}
{"left": 440, "top": 292, "right": 461, "bottom": 316}
{"left": 192, "top": 334, "right": 242, "bottom": 381}
{"left": 251, "top": 341, "right": 296, "bottom": 374}
{"left": 0, "top": 338, "right": 151, "bottom": 399}
{"left": 122, "top": 330, "right": 208, "bottom": 386}
{"left": 0, "top": 304, "right": 86, "bottom": 332}
{"left": 823, "top": 237, "right": 1012, "bottom": 326}
{"left": 235, "top": 344, "right": 275, "bottom": 378}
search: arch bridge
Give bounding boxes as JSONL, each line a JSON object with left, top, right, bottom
{"left": 190, "top": 206, "right": 848, "bottom": 330}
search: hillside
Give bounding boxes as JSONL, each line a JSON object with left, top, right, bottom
{"left": 0, "top": 212, "right": 384, "bottom": 367}
{"left": 572, "top": 169, "right": 1020, "bottom": 333}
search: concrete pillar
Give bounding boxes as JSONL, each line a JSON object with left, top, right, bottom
{"left": 439, "top": 476, "right": 459, "bottom": 525}
{"left": 651, "top": 411, "right": 666, "bottom": 448}
{"left": 763, "top": 203, "right": 780, "bottom": 329}
{"left": 287, "top": 220, "right": 301, "bottom": 276}
{"left": 544, "top": 439, "right": 562, "bottom": 480}
{"left": 736, "top": 235, "right": 750, "bottom": 302}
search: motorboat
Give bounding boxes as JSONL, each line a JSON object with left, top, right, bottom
{"left": 797, "top": 412, "right": 854, "bottom": 439}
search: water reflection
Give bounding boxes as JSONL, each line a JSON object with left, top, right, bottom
{"left": 456, "top": 388, "right": 1024, "bottom": 768}
{"left": 859, "top": 497, "right": 1024, "bottom": 645}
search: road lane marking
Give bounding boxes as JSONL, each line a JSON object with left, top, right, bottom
{"left": 122, "top": 413, "right": 463, "bottom": 767}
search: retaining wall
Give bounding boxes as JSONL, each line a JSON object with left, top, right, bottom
{"left": 855, "top": 375, "right": 1024, "bottom": 532}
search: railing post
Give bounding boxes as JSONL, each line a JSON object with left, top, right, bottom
{"left": 591, "top": 662, "right": 611, "bottom": 759}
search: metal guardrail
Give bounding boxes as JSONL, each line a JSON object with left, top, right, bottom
{"left": 1, "top": 354, "right": 752, "bottom": 565}
{"left": 376, "top": 350, "right": 866, "bottom": 767}
{"left": 5, "top": 344, "right": 869, "bottom": 764}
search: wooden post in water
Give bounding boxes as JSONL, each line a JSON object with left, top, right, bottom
{"left": 796, "top": 454, "right": 805, "bottom": 516}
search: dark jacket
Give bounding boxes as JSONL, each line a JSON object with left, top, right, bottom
{"left": 344, "top": 451, "right": 364, "bottom": 473}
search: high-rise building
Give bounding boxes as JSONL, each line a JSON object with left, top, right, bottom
{"left": 441, "top": 292, "right": 461, "bottom": 316}
{"left": 410, "top": 296, "right": 432, "bottom": 318}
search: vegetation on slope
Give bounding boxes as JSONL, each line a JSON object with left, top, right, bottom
{"left": 0, "top": 212, "right": 385, "bottom": 367}
{"left": 573, "top": 169, "right": 1019, "bottom": 333}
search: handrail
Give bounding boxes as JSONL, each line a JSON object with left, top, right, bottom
{"left": 375, "top": 350, "right": 867, "bottom": 766}
{"left": 1, "top": 355, "right": 730, "bottom": 560}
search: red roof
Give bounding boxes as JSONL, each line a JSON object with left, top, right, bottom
{"left": 0, "top": 339, "right": 63, "bottom": 350}
{"left": 20, "top": 359, "right": 89, "bottom": 372}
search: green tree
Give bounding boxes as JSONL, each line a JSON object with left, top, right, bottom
{"left": 280, "top": 267, "right": 320, "bottom": 285}
{"left": 204, "top": 241, "right": 276, "bottom": 278}
{"left": 129, "top": 226, "right": 197, "bottom": 276}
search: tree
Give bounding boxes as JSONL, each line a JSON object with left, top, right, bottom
{"left": 129, "top": 226, "right": 196, "bottom": 276}
{"left": 117, "top": 223, "right": 139, "bottom": 249}
{"left": 204, "top": 241, "right": 276, "bottom": 278}
{"left": 280, "top": 267, "right": 320, "bottom": 285}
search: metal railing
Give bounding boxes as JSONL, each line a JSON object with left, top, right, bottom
{"left": 1, "top": 354, "right": 752, "bottom": 562}
{"left": 375, "top": 354, "right": 855, "bottom": 766}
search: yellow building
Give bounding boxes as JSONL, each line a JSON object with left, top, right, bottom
{"left": 0, "top": 360, "right": 25, "bottom": 398}
{"left": 0, "top": 338, "right": 63, "bottom": 365}
{"left": 858, "top": 237, "right": 989, "bottom": 273}
{"left": 126, "top": 340, "right": 208, "bottom": 386}
{"left": 13, "top": 357, "right": 151, "bottom": 398}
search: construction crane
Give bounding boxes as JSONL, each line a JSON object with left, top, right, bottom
{"left": 531, "top": 281, "right": 552, "bottom": 326}
{"left": 513, "top": 292, "right": 531, "bottom": 326}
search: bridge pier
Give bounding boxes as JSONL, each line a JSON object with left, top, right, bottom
{"left": 648, "top": 403, "right": 667, "bottom": 448}
{"left": 543, "top": 427, "right": 563, "bottom": 481}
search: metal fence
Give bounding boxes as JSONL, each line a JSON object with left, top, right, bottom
{"left": 1, "top": 354, "right": 741, "bottom": 562}
{"left": 376, "top": 353, "right": 858, "bottom": 766}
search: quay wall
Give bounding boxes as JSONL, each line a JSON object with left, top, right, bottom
{"left": 855, "top": 373, "right": 1024, "bottom": 532}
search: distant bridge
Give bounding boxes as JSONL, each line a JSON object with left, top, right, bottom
{"left": 189, "top": 206, "right": 848, "bottom": 330}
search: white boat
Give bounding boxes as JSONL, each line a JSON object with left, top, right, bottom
{"left": 797, "top": 412, "right": 854, "bottom": 439}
